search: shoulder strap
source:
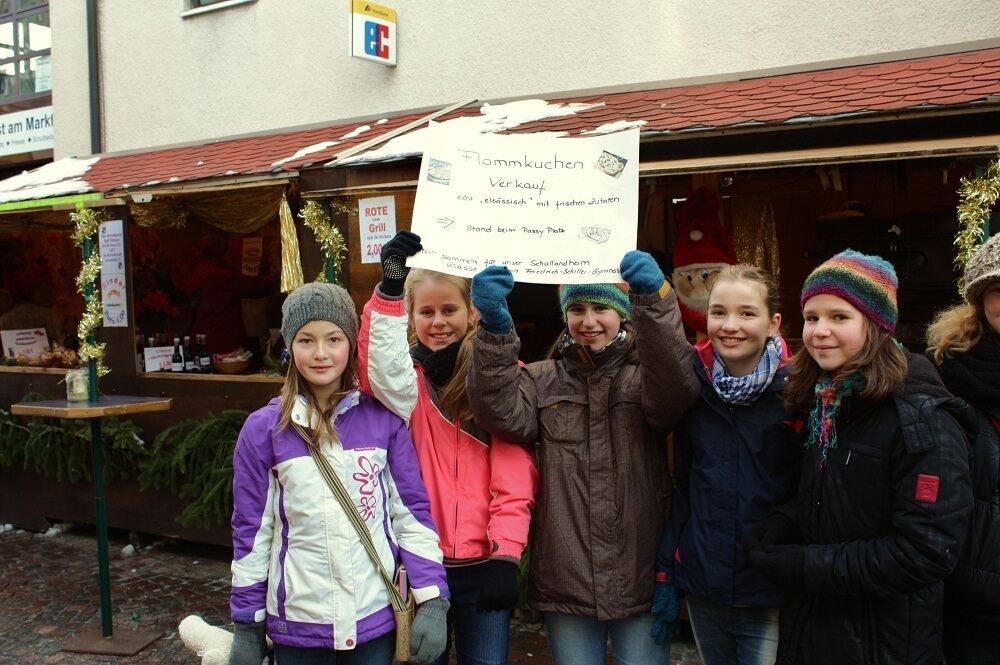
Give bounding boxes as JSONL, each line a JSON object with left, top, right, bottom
{"left": 293, "top": 423, "right": 408, "bottom": 612}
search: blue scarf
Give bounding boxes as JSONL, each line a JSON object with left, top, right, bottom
{"left": 711, "top": 336, "right": 784, "bottom": 406}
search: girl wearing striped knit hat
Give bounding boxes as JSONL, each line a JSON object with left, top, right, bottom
{"left": 743, "top": 249, "right": 974, "bottom": 665}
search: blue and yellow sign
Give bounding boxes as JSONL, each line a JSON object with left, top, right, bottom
{"left": 351, "top": 1, "right": 397, "bottom": 67}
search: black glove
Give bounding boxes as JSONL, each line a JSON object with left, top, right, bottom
{"left": 379, "top": 231, "right": 422, "bottom": 296}
{"left": 748, "top": 544, "right": 805, "bottom": 589}
{"left": 228, "top": 621, "right": 266, "bottom": 665}
{"left": 741, "top": 513, "right": 798, "bottom": 554}
{"left": 476, "top": 559, "right": 520, "bottom": 612}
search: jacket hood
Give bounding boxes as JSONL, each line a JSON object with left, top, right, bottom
{"left": 902, "top": 351, "right": 952, "bottom": 400}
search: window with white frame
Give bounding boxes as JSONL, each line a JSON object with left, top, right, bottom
{"left": 0, "top": 0, "right": 50, "bottom": 101}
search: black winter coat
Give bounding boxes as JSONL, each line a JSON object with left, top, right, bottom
{"left": 774, "top": 353, "right": 974, "bottom": 665}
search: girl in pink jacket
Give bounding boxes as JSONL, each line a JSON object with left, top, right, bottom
{"left": 358, "top": 231, "right": 539, "bottom": 665}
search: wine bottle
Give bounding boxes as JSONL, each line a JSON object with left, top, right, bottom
{"left": 171, "top": 337, "right": 184, "bottom": 373}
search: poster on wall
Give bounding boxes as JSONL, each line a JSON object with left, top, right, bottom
{"left": 407, "top": 124, "right": 640, "bottom": 284}
{"left": 242, "top": 237, "right": 263, "bottom": 276}
{"left": 359, "top": 195, "right": 397, "bottom": 264}
{"left": 99, "top": 219, "right": 129, "bottom": 327}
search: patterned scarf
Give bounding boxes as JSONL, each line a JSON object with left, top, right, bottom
{"left": 804, "top": 371, "right": 866, "bottom": 468}
{"left": 711, "top": 336, "right": 784, "bottom": 406}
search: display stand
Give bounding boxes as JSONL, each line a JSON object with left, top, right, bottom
{"left": 11, "top": 396, "right": 171, "bottom": 654}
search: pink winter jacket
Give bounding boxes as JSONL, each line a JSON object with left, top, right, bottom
{"left": 358, "top": 288, "right": 538, "bottom": 563}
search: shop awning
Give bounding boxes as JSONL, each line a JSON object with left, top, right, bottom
{"left": 639, "top": 134, "right": 1000, "bottom": 176}
{"left": 0, "top": 46, "right": 999, "bottom": 207}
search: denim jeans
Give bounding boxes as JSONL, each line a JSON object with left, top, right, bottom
{"left": 273, "top": 630, "right": 395, "bottom": 665}
{"left": 685, "top": 596, "right": 779, "bottom": 665}
{"left": 544, "top": 611, "right": 671, "bottom": 665}
{"left": 942, "top": 616, "right": 1000, "bottom": 665}
{"left": 429, "top": 563, "right": 511, "bottom": 665}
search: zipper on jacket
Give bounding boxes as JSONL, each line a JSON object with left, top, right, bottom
{"left": 845, "top": 450, "right": 852, "bottom": 465}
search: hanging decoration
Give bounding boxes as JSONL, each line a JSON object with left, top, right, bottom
{"left": 278, "top": 193, "right": 305, "bottom": 293}
{"left": 954, "top": 157, "right": 1000, "bottom": 295}
{"left": 299, "top": 200, "right": 347, "bottom": 283}
{"left": 70, "top": 203, "right": 110, "bottom": 377}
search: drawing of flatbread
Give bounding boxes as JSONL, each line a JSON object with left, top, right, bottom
{"left": 580, "top": 226, "right": 611, "bottom": 244}
{"left": 594, "top": 150, "right": 627, "bottom": 177}
{"left": 427, "top": 158, "right": 451, "bottom": 185}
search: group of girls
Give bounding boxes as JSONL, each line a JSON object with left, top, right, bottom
{"left": 227, "top": 225, "right": 1000, "bottom": 665}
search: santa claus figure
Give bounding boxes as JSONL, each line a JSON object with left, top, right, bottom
{"left": 671, "top": 187, "right": 738, "bottom": 335}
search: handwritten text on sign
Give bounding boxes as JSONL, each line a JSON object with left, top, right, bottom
{"left": 407, "top": 126, "right": 639, "bottom": 284}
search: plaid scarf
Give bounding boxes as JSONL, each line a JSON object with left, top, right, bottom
{"left": 711, "top": 336, "right": 784, "bottom": 406}
{"left": 804, "top": 372, "right": 865, "bottom": 468}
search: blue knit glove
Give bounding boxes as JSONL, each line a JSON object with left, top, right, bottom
{"left": 471, "top": 265, "right": 514, "bottom": 334}
{"left": 620, "top": 250, "right": 665, "bottom": 295}
{"left": 650, "top": 577, "right": 680, "bottom": 646}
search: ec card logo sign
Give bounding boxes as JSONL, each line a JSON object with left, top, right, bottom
{"left": 351, "top": 1, "right": 397, "bottom": 66}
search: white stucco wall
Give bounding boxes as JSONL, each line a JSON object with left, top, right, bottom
{"left": 51, "top": 0, "right": 1000, "bottom": 159}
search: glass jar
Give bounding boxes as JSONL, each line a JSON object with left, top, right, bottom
{"left": 65, "top": 368, "right": 90, "bottom": 402}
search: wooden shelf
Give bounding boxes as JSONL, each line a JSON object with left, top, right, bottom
{"left": 10, "top": 395, "right": 172, "bottom": 419}
{"left": 138, "top": 372, "right": 283, "bottom": 384}
{"left": 0, "top": 365, "right": 71, "bottom": 375}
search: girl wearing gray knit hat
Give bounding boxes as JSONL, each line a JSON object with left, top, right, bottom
{"left": 228, "top": 281, "right": 451, "bottom": 665}
{"left": 926, "top": 232, "right": 1000, "bottom": 665}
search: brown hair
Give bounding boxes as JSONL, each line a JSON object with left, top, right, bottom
{"left": 926, "top": 301, "right": 985, "bottom": 364}
{"left": 784, "top": 317, "right": 908, "bottom": 412}
{"left": 404, "top": 269, "right": 478, "bottom": 422}
{"left": 277, "top": 345, "right": 359, "bottom": 449}
{"left": 710, "top": 263, "right": 781, "bottom": 317}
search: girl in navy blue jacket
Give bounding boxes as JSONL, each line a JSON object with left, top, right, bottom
{"left": 653, "top": 264, "right": 801, "bottom": 665}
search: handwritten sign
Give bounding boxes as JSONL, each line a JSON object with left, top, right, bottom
{"left": 1, "top": 327, "right": 49, "bottom": 359}
{"left": 99, "top": 219, "right": 129, "bottom": 327}
{"left": 359, "top": 195, "right": 397, "bottom": 264}
{"left": 143, "top": 346, "right": 174, "bottom": 372}
{"left": 242, "top": 237, "right": 263, "bottom": 276}
{"left": 407, "top": 125, "right": 639, "bottom": 284}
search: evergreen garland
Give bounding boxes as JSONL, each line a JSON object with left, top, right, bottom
{"left": 139, "top": 409, "right": 247, "bottom": 530}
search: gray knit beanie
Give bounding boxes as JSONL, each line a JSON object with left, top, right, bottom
{"left": 964, "top": 233, "right": 1000, "bottom": 304}
{"left": 281, "top": 282, "right": 359, "bottom": 348}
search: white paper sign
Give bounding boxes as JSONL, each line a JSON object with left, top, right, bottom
{"left": 407, "top": 125, "right": 639, "bottom": 284}
{"left": 2, "top": 328, "right": 50, "bottom": 359}
{"left": 242, "top": 237, "right": 263, "bottom": 276}
{"left": 99, "top": 219, "right": 129, "bottom": 327}
{"left": 359, "top": 195, "right": 397, "bottom": 264}
{"left": 143, "top": 346, "right": 175, "bottom": 372}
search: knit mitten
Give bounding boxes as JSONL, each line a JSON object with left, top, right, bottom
{"left": 408, "top": 597, "right": 450, "bottom": 664}
{"left": 620, "top": 250, "right": 665, "bottom": 295}
{"left": 379, "top": 231, "right": 422, "bottom": 297}
{"left": 649, "top": 574, "right": 680, "bottom": 645}
{"left": 476, "top": 559, "right": 520, "bottom": 612}
{"left": 749, "top": 544, "right": 806, "bottom": 589}
{"left": 228, "top": 621, "right": 266, "bottom": 665}
{"left": 471, "top": 266, "right": 515, "bottom": 334}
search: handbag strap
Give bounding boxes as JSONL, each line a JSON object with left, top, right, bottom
{"left": 294, "top": 423, "right": 409, "bottom": 612}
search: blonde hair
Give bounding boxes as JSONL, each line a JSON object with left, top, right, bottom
{"left": 404, "top": 269, "right": 477, "bottom": 422}
{"left": 785, "top": 317, "right": 907, "bottom": 412}
{"left": 926, "top": 302, "right": 984, "bottom": 364}
{"left": 277, "top": 343, "right": 359, "bottom": 449}
{"left": 710, "top": 264, "right": 781, "bottom": 317}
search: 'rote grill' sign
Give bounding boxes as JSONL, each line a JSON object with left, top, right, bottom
{"left": 351, "top": 1, "right": 397, "bottom": 67}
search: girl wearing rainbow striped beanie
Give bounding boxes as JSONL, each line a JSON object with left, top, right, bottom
{"left": 743, "top": 249, "right": 974, "bottom": 665}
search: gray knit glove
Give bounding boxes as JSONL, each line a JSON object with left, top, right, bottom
{"left": 408, "top": 597, "right": 450, "bottom": 664}
{"left": 228, "top": 621, "right": 266, "bottom": 665}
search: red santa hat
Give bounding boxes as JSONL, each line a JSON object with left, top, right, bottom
{"left": 673, "top": 187, "right": 737, "bottom": 268}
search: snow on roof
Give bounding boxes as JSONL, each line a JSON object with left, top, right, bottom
{"left": 336, "top": 99, "right": 600, "bottom": 165}
{"left": 580, "top": 119, "right": 648, "bottom": 135}
{"left": 0, "top": 156, "right": 100, "bottom": 203}
{"left": 340, "top": 125, "right": 371, "bottom": 140}
{"left": 271, "top": 140, "right": 342, "bottom": 167}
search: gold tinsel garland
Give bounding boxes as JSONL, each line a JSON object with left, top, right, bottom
{"left": 278, "top": 193, "right": 305, "bottom": 293}
{"left": 954, "top": 157, "right": 1000, "bottom": 295}
{"left": 69, "top": 204, "right": 110, "bottom": 377}
{"left": 298, "top": 200, "right": 347, "bottom": 283}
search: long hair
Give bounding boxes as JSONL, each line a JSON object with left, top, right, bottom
{"left": 926, "top": 301, "right": 984, "bottom": 364}
{"left": 404, "top": 269, "right": 478, "bottom": 422}
{"left": 277, "top": 346, "right": 359, "bottom": 449}
{"left": 784, "top": 317, "right": 908, "bottom": 412}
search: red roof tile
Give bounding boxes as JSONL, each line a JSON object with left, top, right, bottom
{"left": 48, "top": 46, "right": 1000, "bottom": 196}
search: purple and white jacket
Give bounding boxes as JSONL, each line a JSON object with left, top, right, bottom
{"left": 230, "top": 391, "right": 448, "bottom": 650}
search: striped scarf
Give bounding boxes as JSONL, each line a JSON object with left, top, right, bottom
{"left": 804, "top": 372, "right": 865, "bottom": 468}
{"left": 711, "top": 336, "right": 784, "bottom": 406}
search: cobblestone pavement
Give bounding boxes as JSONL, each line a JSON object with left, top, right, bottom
{"left": 0, "top": 525, "right": 702, "bottom": 664}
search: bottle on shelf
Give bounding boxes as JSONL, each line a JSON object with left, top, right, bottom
{"left": 136, "top": 334, "right": 145, "bottom": 372}
{"left": 183, "top": 335, "right": 197, "bottom": 373}
{"left": 197, "top": 334, "right": 212, "bottom": 374}
{"left": 171, "top": 337, "right": 184, "bottom": 373}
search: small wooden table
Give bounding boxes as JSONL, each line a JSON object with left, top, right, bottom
{"left": 11, "top": 396, "right": 172, "bottom": 656}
